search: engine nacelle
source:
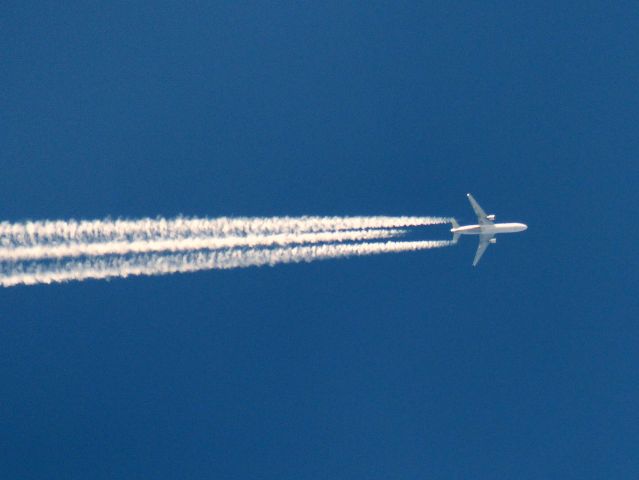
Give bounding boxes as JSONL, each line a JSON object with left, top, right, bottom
{"left": 486, "top": 214, "right": 496, "bottom": 221}
{"left": 489, "top": 238, "right": 497, "bottom": 244}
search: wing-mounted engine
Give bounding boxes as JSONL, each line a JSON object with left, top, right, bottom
{"left": 486, "top": 214, "right": 496, "bottom": 221}
{"left": 489, "top": 238, "right": 497, "bottom": 244}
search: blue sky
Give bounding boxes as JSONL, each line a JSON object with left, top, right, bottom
{"left": 1, "top": 2, "right": 638, "bottom": 478}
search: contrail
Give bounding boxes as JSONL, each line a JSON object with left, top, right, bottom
{"left": 0, "top": 214, "right": 455, "bottom": 287}
{"left": 0, "top": 228, "right": 405, "bottom": 261}
{"left": 0, "top": 239, "right": 452, "bottom": 287}
{"left": 0, "top": 216, "right": 451, "bottom": 247}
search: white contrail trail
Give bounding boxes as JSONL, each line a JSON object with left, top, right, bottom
{"left": 0, "top": 215, "right": 452, "bottom": 247}
{"left": 0, "top": 228, "right": 405, "bottom": 261}
{"left": 0, "top": 240, "right": 452, "bottom": 287}
{"left": 0, "top": 214, "right": 456, "bottom": 287}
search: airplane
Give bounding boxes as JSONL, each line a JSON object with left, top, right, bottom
{"left": 451, "top": 193, "right": 527, "bottom": 266}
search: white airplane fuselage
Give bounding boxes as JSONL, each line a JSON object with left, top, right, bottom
{"left": 453, "top": 193, "right": 527, "bottom": 265}
{"left": 451, "top": 222, "right": 527, "bottom": 236}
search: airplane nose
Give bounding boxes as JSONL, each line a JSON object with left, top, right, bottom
{"left": 521, "top": 224, "right": 528, "bottom": 231}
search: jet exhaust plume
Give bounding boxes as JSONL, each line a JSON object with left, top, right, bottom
{"left": 0, "top": 216, "right": 452, "bottom": 247}
{"left": 0, "top": 215, "right": 454, "bottom": 287}
{"left": 0, "top": 229, "right": 405, "bottom": 261}
{"left": 0, "top": 240, "right": 452, "bottom": 287}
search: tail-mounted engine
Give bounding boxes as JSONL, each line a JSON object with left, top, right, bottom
{"left": 489, "top": 238, "right": 497, "bottom": 244}
{"left": 486, "top": 214, "right": 496, "bottom": 221}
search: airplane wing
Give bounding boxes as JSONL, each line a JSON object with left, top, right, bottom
{"left": 467, "top": 193, "right": 493, "bottom": 225}
{"left": 472, "top": 234, "right": 493, "bottom": 266}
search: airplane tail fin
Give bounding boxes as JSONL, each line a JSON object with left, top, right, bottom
{"left": 450, "top": 219, "right": 460, "bottom": 244}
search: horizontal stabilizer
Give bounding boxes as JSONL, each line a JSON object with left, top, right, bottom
{"left": 450, "top": 219, "right": 460, "bottom": 244}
